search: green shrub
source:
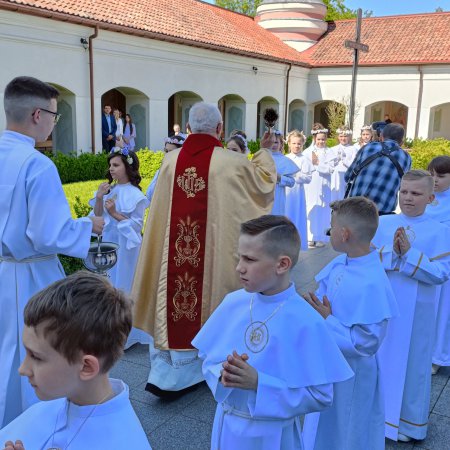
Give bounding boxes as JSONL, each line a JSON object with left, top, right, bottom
{"left": 408, "top": 138, "right": 450, "bottom": 170}
{"left": 49, "top": 149, "right": 164, "bottom": 184}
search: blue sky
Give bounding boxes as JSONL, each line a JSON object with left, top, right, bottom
{"left": 206, "top": 1, "right": 450, "bottom": 16}
{"left": 346, "top": 0, "right": 450, "bottom": 16}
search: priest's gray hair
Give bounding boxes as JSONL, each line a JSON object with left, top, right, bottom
{"left": 189, "top": 102, "right": 222, "bottom": 134}
{"left": 4, "top": 76, "right": 59, "bottom": 123}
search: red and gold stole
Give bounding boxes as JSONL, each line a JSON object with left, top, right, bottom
{"left": 166, "top": 134, "right": 222, "bottom": 348}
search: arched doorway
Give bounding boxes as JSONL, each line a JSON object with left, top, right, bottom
{"left": 36, "top": 83, "right": 75, "bottom": 154}
{"left": 288, "top": 100, "right": 306, "bottom": 132}
{"left": 102, "top": 87, "right": 149, "bottom": 150}
{"left": 257, "top": 96, "right": 280, "bottom": 137}
{"left": 429, "top": 103, "right": 450, "bottom": 139}
{"left": 168, "top": 91, "right": 203, "bottom": 135}
{"left": 364, "top": 101, "right": 408, "bottom": 130}
{"left": 218, "top": 94, "right": 246, "bottom": 139}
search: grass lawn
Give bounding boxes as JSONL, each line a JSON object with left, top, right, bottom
{"left": 63, "top": 178, "right": 152, "bottom": 218}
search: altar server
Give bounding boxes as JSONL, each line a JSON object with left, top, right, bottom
{"left": 0, "top": 272, "right": 151, "bottom": 449}
{"left": 302, "top": 197, "right": 398, "bottom": 450}
{"left": 193, "top": 215, "right": 353, "bottom": 449}
{"left": 372, "top": 170, "right": 450, "bottom": 442}
{"left": 426, "top": 156, "right": 450, "bottom": 374}
{"left": 285, "top": 130, "right": 313, "bottom": 250}
{"left": 0, "top": 77, "right": 103, "bottom": 427}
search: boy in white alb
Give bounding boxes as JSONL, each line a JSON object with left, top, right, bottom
{"left": 372, "top": 170, "right": 450, "bottom": 442}
{"left": 302, "top": 197, "right": 398, "bottom": 450}
{"left": 192, "top": 215, "right": 353, "bottom": 449}
{"left": 285, "top": 130, "right": 313, "bottom": 251}
{"left": 330, "top": 126, "right": 358, "bottom": 201}
{"left": 0, "top": 272, "right": 151, "bottom": 450}
{"left": 426, "top": 156, "right": 450, "bottom": 374}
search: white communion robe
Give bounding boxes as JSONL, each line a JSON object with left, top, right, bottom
{"left": 330, "top": 144, "right": 358, "bottom": 202}
{"left": 285, "top": 153, "right": 313, "bottom": 251}
{"left": 0, "top": 131, "right": 93, "bottom": 427}
{"left": 89, "top": 183, "right": 150, "bottom": 348}
{"left": 303, "top": 146, "right": 337, "bottom": 242}
{"left": 192, "top": 284, "right": 354, "bottom": 450}
{"left": 270, "top": 152, "right": 299, "bottom": 216}
{"left": 0, "top": 379, "right": 151, "bottom": 449}
{"left": 427, "top": 189, "right": 450, "bottom": 366}
{"left": 372, "top": 213, "right": 450, "bottom": 441}
{"left": 302, "top": 251, "right": 398, "bottom": 450}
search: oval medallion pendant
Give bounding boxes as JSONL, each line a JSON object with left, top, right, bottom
{"left": 245, "top": 321, "right": 269, "bottom": 353}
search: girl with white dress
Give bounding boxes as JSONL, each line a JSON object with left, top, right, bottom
{"left": 90, "top": 147, "right": 150, "bottom": 348}
{"left": 331, "top": 126, "right": 358, "bottom": 201}
{"left": 285, "top": 130, "right": 313, "bottom": 251}
{"left": 303, "top": 124, "right": 337, "bottom": 247}
{"left": 226, "top": 129, "right": 249, "bottom": 155}
{"left": 354, "top": 124, "right": 374, "bottom": 150}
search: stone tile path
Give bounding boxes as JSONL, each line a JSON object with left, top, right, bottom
{"left": 112, "top": 245, "right": 450, "bottom": 449}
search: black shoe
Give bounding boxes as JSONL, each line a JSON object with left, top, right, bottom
{"left": 145, "top": 382, "right": 203, "bottom": 400}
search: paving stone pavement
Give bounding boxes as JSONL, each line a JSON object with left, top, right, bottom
{"left": 112, "top": 245, "right": 450, "bottom": 449}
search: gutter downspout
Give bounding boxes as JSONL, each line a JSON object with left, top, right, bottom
{"left": 89, "top": 25, "right": 99, "bottom": 153}
{"left": 284, "top": 63, "right": 292, "bottom": 137}
{"left": 414, "top": 65, "right": 424, "bottom": 139}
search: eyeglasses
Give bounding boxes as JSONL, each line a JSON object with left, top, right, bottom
{"left": 34, "top": 107, "right": 61, "bottom": 124}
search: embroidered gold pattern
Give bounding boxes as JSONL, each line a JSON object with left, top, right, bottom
{"left": 411, "top": 252, "right": 423, "bottom": 277}
{"left": 177, "top": 167, "right": 206, "bottom": 198}
{"left": 172, "top": 273, "right": 198, "bottom": 322}
{"left": 174, "top": 217, "right": 201, "bottom": 267}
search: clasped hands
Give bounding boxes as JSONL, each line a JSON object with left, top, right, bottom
{"left": 220, "top": 350, "right": 258, "bottom": 391}
{"left": 3, "top": 440, "right": 25, "bottom": 450}
{"left": 393, "top": 226, "right": 411, "bottom": 257}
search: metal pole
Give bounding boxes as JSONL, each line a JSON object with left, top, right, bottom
{"left": 349, "top": 9, "right": 362, "bottom": 130}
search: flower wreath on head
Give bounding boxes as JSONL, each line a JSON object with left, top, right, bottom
{"left": 361, "top": 125, "right": 372, "bottom": 131}
{"left": 311, "top": 128, "right": 328, "bottom": 135}
{"left": 111, "top": 145, "right": 133, "bottom": 165}
{"left": 336, "top": 128, "right": 353, "bottom": 136}
{"left": 164, "top": 136, "right": 186, "bottom": 146}
{"left": 231, "top": 133, "right": 249, "bottom": 153}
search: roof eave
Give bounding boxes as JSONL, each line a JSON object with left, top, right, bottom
{"left": 0, "top": 1, "right": 311, "bottom": 67}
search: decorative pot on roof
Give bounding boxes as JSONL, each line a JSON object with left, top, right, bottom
{"left": 255, "top": 0, "right": 328, "bottom": 52}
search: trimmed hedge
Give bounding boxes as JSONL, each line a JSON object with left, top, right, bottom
{"left": 407, "top": 138, "right": 450, "bottom": 170}
{"left": 50, "top": 149, "right": 164, "bottom": 184}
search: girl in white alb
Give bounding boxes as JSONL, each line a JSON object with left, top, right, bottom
{"left": 285, "top": 130, "right": 313, "bottom": 251}
{"left": 303, "top": 124, "right": 337, "bottom": 247}
{"left": 331, "top": 126, "right": 358, "bottom": 201}
{"left": 90, "top": 147, "right": 150, "bottom": 347}
{"left": 354, "top": 124, "right": 374, "bottom": 151}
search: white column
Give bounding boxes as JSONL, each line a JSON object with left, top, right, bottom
{"left": 149, "top": 98, "right": 168, "bottom": 151}
{"left": 417, "top": 107, "right": 431, "bottom": 139}
{"left": 406, "top": 107, "right": 417, "bottom": 140}
{"left": 245, "top": 103, "right": 258, "bottom": 141}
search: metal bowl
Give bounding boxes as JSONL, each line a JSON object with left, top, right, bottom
{"left": 83, "top": 242, "right": 119, "bottom": 275}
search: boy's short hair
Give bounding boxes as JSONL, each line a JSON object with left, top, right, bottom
{"left": 427, "top": 156, "right": 450, "bottom": 175}
{"left": 4, "top": 76, "right": 59, "bottom": 123}
{"left": 240, "top": 215, "right": 300, "bottom": 266}
{"left": 330, "top": 197, "right": 379, "bottom": 242}
{"left": 24, "top": 271, "right": 132, "bottom": 372}
{"left": 402, "top": 169, "right": 434, "bottom": 192}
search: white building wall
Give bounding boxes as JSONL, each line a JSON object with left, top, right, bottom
{"left": 1, "top": 9, "right": 450, "bottom": 152}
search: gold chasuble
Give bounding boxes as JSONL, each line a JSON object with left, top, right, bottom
{"left": 132, "top": 134, "right": 276, "bottom": 351}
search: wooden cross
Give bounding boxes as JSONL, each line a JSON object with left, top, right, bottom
{"left": 344, "top": 8, "right": 369, "bottom": 130}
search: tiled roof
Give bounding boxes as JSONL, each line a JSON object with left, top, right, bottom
{"left": 300, "top": 12, "right": 450, "bottom": 66}
{"left": 0, "top": 0, "right": 307, "bottom": 64}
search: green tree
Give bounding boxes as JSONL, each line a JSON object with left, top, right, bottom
{"left": 215, "top": 0, "right": 357, "bottom": 20}
{"left": 215, "top": 0, "right": 262, "bottom": 16}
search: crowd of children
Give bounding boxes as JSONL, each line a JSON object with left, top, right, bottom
{"left": 2, "top": 77, "right": 450, "bottom": 449}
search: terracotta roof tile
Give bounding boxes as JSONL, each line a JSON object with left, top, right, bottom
{"left": 300, "top": 12, "right": 450, "bottom": 66}
{"left": 1, "top": 0, "right": 306, "bottom": 64}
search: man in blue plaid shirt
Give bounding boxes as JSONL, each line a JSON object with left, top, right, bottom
{"left": 345, "top": 124, "right": 411, "bottom": 215}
